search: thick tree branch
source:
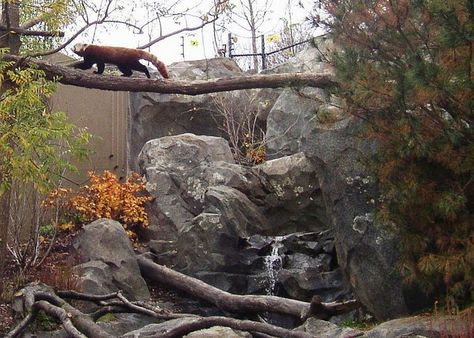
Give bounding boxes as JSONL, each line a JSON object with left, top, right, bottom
{"left": 138, "top": 256, "right": 359, "bottom": 319}
{"left": 4, "top": 310, "right": 38, "bottom": 338}
{"left": 1, "top": 54, "right": 337, "bottom": 95}
{"left": 10, "top": 284, "right": 115, "bottom": 338}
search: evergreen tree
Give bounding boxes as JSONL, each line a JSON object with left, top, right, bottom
{"left": 314, "top": 0, "right": 473, "bottom": 307}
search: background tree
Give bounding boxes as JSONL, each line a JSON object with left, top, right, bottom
{"left": 0, "top": 0, "right": 232, "bottom": 277}
{"left": 312, "top": 0, "right": 473, "bottom": 307}
{"left": 0, "top": 0, "right": 87, "bottom": 276}
{"left": 224, "top": 0, "right": 271, "bottom": 71}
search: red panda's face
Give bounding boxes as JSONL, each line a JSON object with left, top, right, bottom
{"left": 72, "top": 43, "right": 88, "bottom": 56}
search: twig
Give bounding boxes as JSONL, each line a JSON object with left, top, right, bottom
{"left": 4, "top": 310, "right": 38, "bottom": 338}
{"left": 33, "top": 300, "right": 87, "bottom": 338}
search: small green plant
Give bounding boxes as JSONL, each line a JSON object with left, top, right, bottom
{"left": 341, "top": 318, "right": 377, "bottom": 331}
{"left": 32, "top": 311, "right": 58, "bottom": 332}
{"left": 96, "top": 313, "right": 116, "bottom": 322}
{"left": 38, "top": 224, "right": 56, "bottom": 238}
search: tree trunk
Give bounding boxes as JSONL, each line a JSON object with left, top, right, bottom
{"left": 0, "top": 0, "right": 21, "bottom": 277}
{"left": 0, "top": 188, "right": 10, "bottom": 276}
{"left": 247, "top": 0, "right": 259, "bottom": 72}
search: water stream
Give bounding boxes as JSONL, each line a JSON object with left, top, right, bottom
{"left": 263, "top": 236, "right": 284, "bottom": 295}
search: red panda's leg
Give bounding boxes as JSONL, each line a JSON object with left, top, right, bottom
{"left": 117, "top": 65, "right": 133, "bottom": 77}
{"left": 131, "top": 62, "right": 151, "bottom": 78}
{"left": 75, "top": 57, "right": 95, "bottom": 70}
{"left": 94, "top": 62, "right": 105, "bottom": 74}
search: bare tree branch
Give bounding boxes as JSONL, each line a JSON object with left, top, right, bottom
{"left": 9, "top": 285, "right": 115, "bottom": 338}
{"left": 160, "top": 316, "right": 314, "bottom": 338}
{"left": 20, "top": 15, "right": 44, "bottom": 30}
{"left": 4, "top": 310, "right": 38, "bottom": 338}
{"left": 137, "top": 16, "right": 219, "bottom": 50}
{"left": 2, "top": 54, "right": 338, "bottom": 95}
{"left": 33, "top": 300, "right": 87, "bottom": 338}
{"left": 0, "top": 25, "right": 64, "bottom": 37}
{"left": 9, "top": 284, "right": 316, "bottom": 338}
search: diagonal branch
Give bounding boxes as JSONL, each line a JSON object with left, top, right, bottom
{"left": 137, "top": 16, "right": 220, "bottom": 50}
{"left": 138, "top": 257, "right": 360, "bottom": 319}
{"left": 1, "top": 54, "right": 337, "bottom": 95}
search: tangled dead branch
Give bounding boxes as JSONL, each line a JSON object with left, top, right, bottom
{"left": 6, "top": 258, "right": 359, "bottom": 337}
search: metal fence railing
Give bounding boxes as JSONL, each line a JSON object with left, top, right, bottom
{"left": 226, "top": 33, "right": 312, "bottom": 72}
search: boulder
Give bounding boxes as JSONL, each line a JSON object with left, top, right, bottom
{"left": 73, "top": 218, "right": 150, "bottom": 300}
{"left": 296, "top": 318, "right": 362, "bottom": 338}
{"left": 266, "top": 35, "right": 336, "bottom": 75}
{"left": 122, "top": 318, "right": 196, "bottom": 338}
{"left": 363, "top": 315, "right": 472, "bottom": 338}
{"left": 184, "top": 326, "right": 252, "bottom": 338}
{"left": 300, "top": 116, "right": 407, "bottom": 320}
{"left": 256, "top": 152, "right": 328, "bottom": 233}
{"left": 138, "top": 133, "right": 265, "bottom": 242}
{"left": 123, "top": 319, "right": 252, "bottom": 338}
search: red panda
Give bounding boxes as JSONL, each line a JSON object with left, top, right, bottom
{"left": 72, "top": 43, "right": 169, "bottom": 79}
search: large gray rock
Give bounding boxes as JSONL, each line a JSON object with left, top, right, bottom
{"left": 129, "top": 58, "right": 242, "bottom": 162}
{"left": 184, "top": 326, "right": 252, "bottom": 338}
{"left": 266, "top": 87, "right": 335, "bottom": 158}
{"left": 256, "top": 152, "right": 328, "bottom": 233}
{"left": 266, "top": 35, "right": 336, "bottom": 75}
{"left": 301, "top": 116, "right": 407, "bottom": 320}
{"left": 296, "top": 318, "right": 362, "bottom": 338}
{"left": 138, "top": 133, "right": 261, "bottom": 242}
{"left": 138, "top": 134, "right": 343, "bottom": 301}
{"left": 73, "top": 219, "right": 150, "bottom": 300}
{"left": 122, "top": 318, "right": 196, "bottom": 338}
{"left": 363, "top": 315, "right": 471, "bottom": 338}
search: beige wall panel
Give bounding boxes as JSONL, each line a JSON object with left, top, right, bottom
{"left": 51, "top": 85, "right": 129, "bottom": 187}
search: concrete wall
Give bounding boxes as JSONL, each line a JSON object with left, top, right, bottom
{"left": 51, "top": 85, "right": 129, "bottom": 186}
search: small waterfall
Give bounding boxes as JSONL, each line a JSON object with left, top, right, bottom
{"left": 263, "top": 236, "right": 284, "bottom": 295}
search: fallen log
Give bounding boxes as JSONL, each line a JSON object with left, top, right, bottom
{"left": 8, "top": 285, "right": 315, "bottom": 338}
{"left": 137, "top": 256, "right": 360, "bottom": 320}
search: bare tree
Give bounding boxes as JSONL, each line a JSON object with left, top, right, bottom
{"left": 225, "top": 0, "right": 271, "bottom": 72}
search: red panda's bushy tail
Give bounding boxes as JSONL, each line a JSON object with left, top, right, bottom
{"left": 139, "top": 51, "right": 169, "bottom": 79}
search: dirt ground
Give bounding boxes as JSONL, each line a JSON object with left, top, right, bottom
{"left": 0, "top": 232, "right": 79, "bottom": 335}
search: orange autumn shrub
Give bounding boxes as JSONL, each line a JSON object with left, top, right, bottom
{"left": 45, "top": 171, "right": 152, "bottom": 240}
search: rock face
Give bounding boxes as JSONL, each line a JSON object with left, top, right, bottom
{"left": 123, "top": 319, "right": 252, "bottom": 338}
{"left": 73, "top": 219, "right": 150, "bottom": 300}
{"left": 137, "top": 133, "right": 344, "bottom": 301}
{"left": 135, "top": 38, "right": 409, "bottom": 321}
{"left": 300, "top": 115, "right": 407, "bottom": 320}
{"left": 363, "top": 315, "right": 472, "bottom": 338}
{"left": 130, "top": 58, "right": 245, "bottom": 170}
{"left": 262, "top": 39, "right": 408, "bottom": 320}
{"left": 256, "top": 152, "right": 328, "bottom": 233}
